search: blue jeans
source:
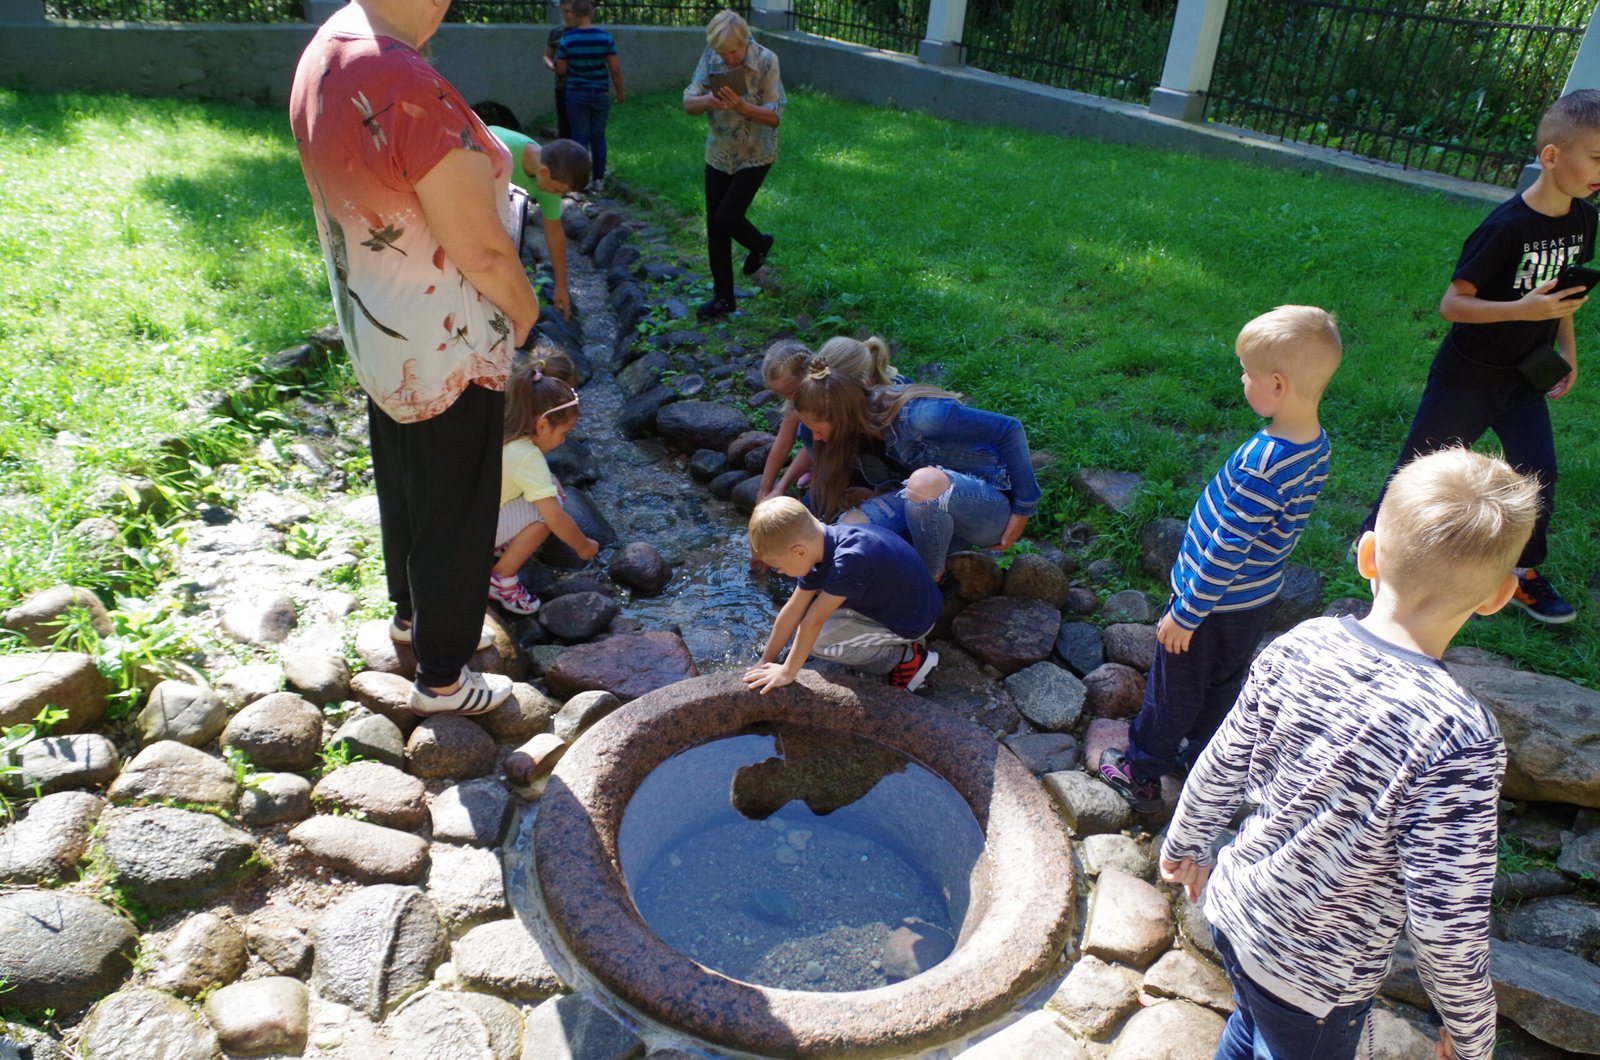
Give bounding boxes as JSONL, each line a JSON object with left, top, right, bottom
{"left": 565, "top": 86, "right": 610, "bottom": 180}
{"left": 1213, "top": 928, "right": 1370, "bottom": 1060}
{"left": 857, "top": 468, "right": 1011, "bottom": 575}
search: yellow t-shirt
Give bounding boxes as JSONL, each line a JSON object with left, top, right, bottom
{"left": 501, "top": 438, "right": 559, "bottom": 506}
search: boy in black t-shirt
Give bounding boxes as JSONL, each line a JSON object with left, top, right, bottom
{"left": 1360, "top": 89, "right": 1600, "bottom": 624}
{"left": 744, "top": 497, "right": 941, "bottom": 693}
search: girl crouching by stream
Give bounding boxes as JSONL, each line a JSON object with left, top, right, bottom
{"left": 489, "top": 358, "right": 600, "bottom": 614}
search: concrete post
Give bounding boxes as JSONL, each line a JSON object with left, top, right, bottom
{"left": 749, "top": 0, "right": 793, "bottom": 33}
{"left": 304, "top": 0, "right": 341, "bottom": 23}
{"left": 547, "top": 0, "right": 562, "bottom": 23}
{"left": 918, "top": 0, "right": 966, "bottom": 67}
{"left": 0, "top": 0, "right": 48, "bottom": 22}
{"left": 1149, "top": 0, "right": 1229, "bottom": 122}
{"left": 1520, "top": 0, "right": 1600, "bottom": 189}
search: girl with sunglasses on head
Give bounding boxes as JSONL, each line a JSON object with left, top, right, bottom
{"left": 489, "top": 358, "right": 598, "bottom": 614}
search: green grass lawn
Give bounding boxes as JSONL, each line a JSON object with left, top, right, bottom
{"left": 1, "top": 86, "right": 1595, "bottom": 684}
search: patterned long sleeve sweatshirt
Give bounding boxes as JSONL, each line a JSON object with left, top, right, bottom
{"left": 1161, "top": 616, "right": 1502, "bottom": 1060}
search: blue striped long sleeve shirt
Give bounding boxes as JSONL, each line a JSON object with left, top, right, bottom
{"left": 1169, "top": 428, "right": 1329, "bottom": 630}
{"left": 1161, "top": 617, "right": 1502, "bottom": 1060}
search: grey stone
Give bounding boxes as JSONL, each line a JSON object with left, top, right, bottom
{"left": 1002, "top": 731, "right": 1078, "bottom": 775}
{"left": 1365, "top": 1008, "right": 1437, "bottom": 1060}
{"left": 1266, "top": 562, "right": 1324, "bottom": 631}
{"left": 608, "top": 542, "right": 672, "bottom": 595}
{"left": 331, "top": 711, "right": 406, "bottom": 768}
{"left": 1490, "top": 938, "right": 1600, "bottom": 1053}
{"left": 1001, "top": 552, "right": 1071, "bottom": 607}
{"left": 731, "top": 474, "right": 764, "bottom": 514}
{"left": 281, "top": 648, "right": 352, "bottom": 707}
{"left": 1003, "top": 662, "right": 1087, "bottom": 732}
{"left": 616, "top": 349, "right": 668, "bottom": 398}
{"left": 290, "top": 815, "right": 428, "bottom": 884}
{"left": 407, "top": 716, "right": 498, "bottom": 780}
{"left": 952, "top": 596, "right": 1060, "bottom": 675}
{"left": 1062, "top": 585, "right": 1100, "bottom": 615}
{"left": 0, "top": 790, "right": 103, "bottom": 882}
{"left": 688, "top": 448, "right": 729, "bottom": 480}
{"left": 455, "top": 919, "right": 565, "bottom": 1001}
{"left": 2, "top": 585, "right": 111, "bottom": 646}
{"left": 213, "top": 662, "right": 285, "bottom": 711}
{"left": 1073, "top": 468, "right": 1142, "bottom": 513}
{"left": 239, "top": 490, "right": 312, "bottom": 530}
{"left": 238, "top": 772, "right": 313, "bottom": 827}
{"left": 2, "top": 733, "right": 118, "bottom": 796}
{"left": 150, "top": 911, "right": 248, "bottom": 998}
{"left": 79, "top": 988, "right": 219, "bottom": 1059}
{"left": 390, "top": 989, "right": 524, "bottom": 1060}
{"left": 945, "top": 551, "right": 1003, "bottom": 601}
{"left": 1054, "top": 620, "right": 1105, "bottom": 677}
{"left": 1142, "top": 948, "right": 1234, "bottom": 1013}
{"left": 477, "top": 682, "right": 557, "bottom": 744}
{"left": 202, "top": 975, "right": 309, "bottom": 1056}
{"left": 1080, "top": 833, "right": 1155, "bottom": 880}
{"left": 1048, "top": 953, "right": 1141, "bottom": 1039}
{"left": 430, "top": 777, "right": 513, "bottom": 846}
{"left": 136, "top": 680, "right": 227, "bottom": 748}
{"left": 1082, "top": 868, "right": 1174, "bottom": 968}
{"left": 1139, "top": 518, "right": 1185, "bottom": 579}
{"left": 538, "top": 591, "right": 619, "bottom": 641}
{"left": 1495, "top": 867, "right": 1576, "bottom": 903}
{"left": 741, "top": 441, "right": 771, "bottom": 473}
{"left": 1083, "top": 663, "right": 1145, "bottom": 719}
{"left": 1560, "top": 830, "right": 1600, "bottom": 878}
{"left": 220, "top": 591, "right": 297, "bottom": 644}
{"left": 521, "top": 992, "right": 643, "bottom": 1060}
{"left": 350, "top": 669, "right": 419, "bottom": 735}
{"left": 617, "top": 385, "right": 672, "bottom": 439}
{"left": 220, "top": 691, "right": 324, "bottom": 772}
{"left": 245, "top": 906, "right": 313, "bottom": 977}
{"left": 1103, "top": 623, "right": 1159, "bottom": 673}
{"left": 426, "top": 842, "right": 509, "bottom": 928}
{"left": 1502, "top": 894, "right": 1600, "bottom": 956}
{"left": 1450, "top": 664, "right": 1600, "bottom": 807}
{"left": 313, "top": 761, "right": 427, "bottom": 830}
{"left": 0, "top": 651, "right": 108, "bottom": 731}
{"left": 654, "top": 401, "right": 750, "bottom": 454}
{"left": 1174, "top": 892, "right": 1219, "bottom": 961}
{"left": 1102, "top": 589, "right": 1155, "bottom": 624}
{"left": 101, "top": 806, "right": 261, "bottom": 910}
{"left": 1044, "top": 770, "right": 1132, "bottom": 836}
{"left": 552, "top": 689, "right": 622, "bottom": 742}
{"left": 727, "top": 429, "right": 776, "bottom": 467}
{"left": 1108, "top": 1000, "right": 1225, "bottom": 1058}
{"left": 313, "top": 885, "right": 445, "bottom": 1018}
{"left": 545, "top": 436, "right": 601, "bottom": 487}
{"left": 107, "top": 740, "right": 239, "bottom": 810}
{"left": 958, "top": 1010, "right": 1090, "bottom": 1059}
{"left": 0, "top": 890, "right": 137, "bottom": 1012}
{"left": 709, "top": 468, "right": 750, "bottom": 499}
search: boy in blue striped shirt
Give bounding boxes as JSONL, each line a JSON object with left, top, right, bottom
{"left": 554, "top": 0, "right": 624, "bottom": 188}
{"left": 1102, "top": 305, "right": 1341, "bottom": 812}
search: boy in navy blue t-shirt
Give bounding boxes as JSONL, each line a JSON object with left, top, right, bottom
{"left": 1358, "top": 89, "right": 1600, "bottom": 625}
{"left": 744, "top": 497, "right": 941, "bottom": 693}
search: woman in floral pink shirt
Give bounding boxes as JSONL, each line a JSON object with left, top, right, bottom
{"left": 290, "top": 0, "right": 540, "bottom": 716}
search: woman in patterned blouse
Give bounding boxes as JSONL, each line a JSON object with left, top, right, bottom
{"left": 683, "top": 9, "right": 787, "bottom": 320}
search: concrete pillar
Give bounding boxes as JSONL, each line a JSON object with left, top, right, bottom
{"left": 1149, "top": 0, "right": 1229, "bottom": 122}
{"left": 304, "top": 0, "right": 341, "bottom": 23}
{"left": 918, "top": 0, "right": 966, "bottom": 66}
{"left": 749, "top": 0, "right": 793, "bottom": 33}
{"left": 0, "top": 0, "right": 47, "bottom": 22}
{"left": 1520, "top": 0, "right": 1600, "bottom": 189}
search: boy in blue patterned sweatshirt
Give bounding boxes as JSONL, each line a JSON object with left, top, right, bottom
{"left": 1160, "top": 447, "right": 1539, "bottom": 1060}
{"left": 1101, "top": 305, "right": 1340, "bottom": 812}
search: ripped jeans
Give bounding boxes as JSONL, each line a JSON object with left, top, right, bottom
{"left": 854, "top": 468, "right": 1012, "bottom": 575}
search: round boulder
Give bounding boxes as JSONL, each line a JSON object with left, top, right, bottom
{"left": 99, "top": 806, "right": 262, "bottom": 911}
{"left": 2, "top": 585, "right": 112, "bottom": 646}
{"left": 607, "top": 542, "right": 672, "bottom": 595}
{"left": 655, "top": 400, "right": 751, "bottom": 454}
{"left": 1002, "top": 553, "right": 1070, "bottom": 607}
{"left": 0, "top": 890, "right": 137, "bottom": 1012}
{"left": 136, "top": 680, "right": 227, "bottom": 748}
{"left": 220, "top": 692, "right": 324, "bottom": 772}
{"left": 407, "top": 717, "right": 498, "bottom": 780}
{"left": 1082, "top": 663, "right": 1146, "bottom": 719}
{"left": 952, "top": 597, "right": 1060, "bottom": 675}
{"left": 537, "top": 591, "right": 619, "bottom": 642}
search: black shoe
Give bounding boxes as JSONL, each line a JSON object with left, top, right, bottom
{"left": 697, "top": 296, "right": 735, "bottom": 321}
{"left": 743, "top": 234, "right": 774, "bottom": 276}
{"left": 1509, "top": 568, "right": 1577, "bottom": 624}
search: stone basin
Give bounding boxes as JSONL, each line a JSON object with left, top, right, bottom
{"left": 529, "top": 670, "right": 1076, "bottom": 1057}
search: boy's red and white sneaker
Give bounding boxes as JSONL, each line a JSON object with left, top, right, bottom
{"left": 888, "top": 643, "right": 938, "bottom": 692}
{"left": 488, "top": 573, "right": 541, "bottom": 616}
{"left": 1509, "top": 568, "right": 1576, "bottom": 624}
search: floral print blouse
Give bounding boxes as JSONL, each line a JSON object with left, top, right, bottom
{"left": 684, "top": 39, "right": 786, "bottom": 173}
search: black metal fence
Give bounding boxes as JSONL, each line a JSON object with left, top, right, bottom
{"left": 447, "top": 0, "right": 742, "bottom": 26}
{"left": 961, "top": 0, "right": 1177, "bottom": 104}
{"left": 790, "top": 0, "right": 924, "bottom": 54}
{"left": 45, "top": 0, "right": 300, "bottom": 20}
{"left": 1205, "top": 0, "right": 1590, "bottom": 186}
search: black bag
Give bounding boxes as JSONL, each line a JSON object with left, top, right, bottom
{"left": 1518, "top": 342, "right": 1571, "bottom": 390}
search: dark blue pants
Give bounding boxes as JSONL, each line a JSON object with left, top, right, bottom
{"left": 1361, "top": 371, "right": 1555, "bottom": 567}
{"left": 1213, "top": 929, "right": 1371, "bottom": 1060}
{"left": 1127, "top": 603, "right": 1273, "bottom": 783}
{"left": 565, "top": 86, "right": 610, "bottom": 180}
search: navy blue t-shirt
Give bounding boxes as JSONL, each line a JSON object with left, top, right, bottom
{"left": 798, "top": 523, "right": 942, "bottom": 639}
{"left": 557, "top": 26, "right": 617, "bottom": 91}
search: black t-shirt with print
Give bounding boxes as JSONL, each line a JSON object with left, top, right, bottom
{"left": 1434, "top": 193, "right": 1597, "bottom": 384}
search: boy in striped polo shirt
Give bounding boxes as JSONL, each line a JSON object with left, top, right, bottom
{"left": 554, "top": 0, "right": 624, "bottom": 188}
{"left": 1101, "top": 305, "right": 1341, "bottom": 812}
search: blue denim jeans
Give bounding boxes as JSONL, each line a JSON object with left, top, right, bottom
{"left": 857, "top": 468, "right": 1011, "bottom": 575}
{"left": 565, "top": 86, "right": 610, "bottom": 180}
{"left": 1213, "top": 928, "right": 1370, "bottom": 1060}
